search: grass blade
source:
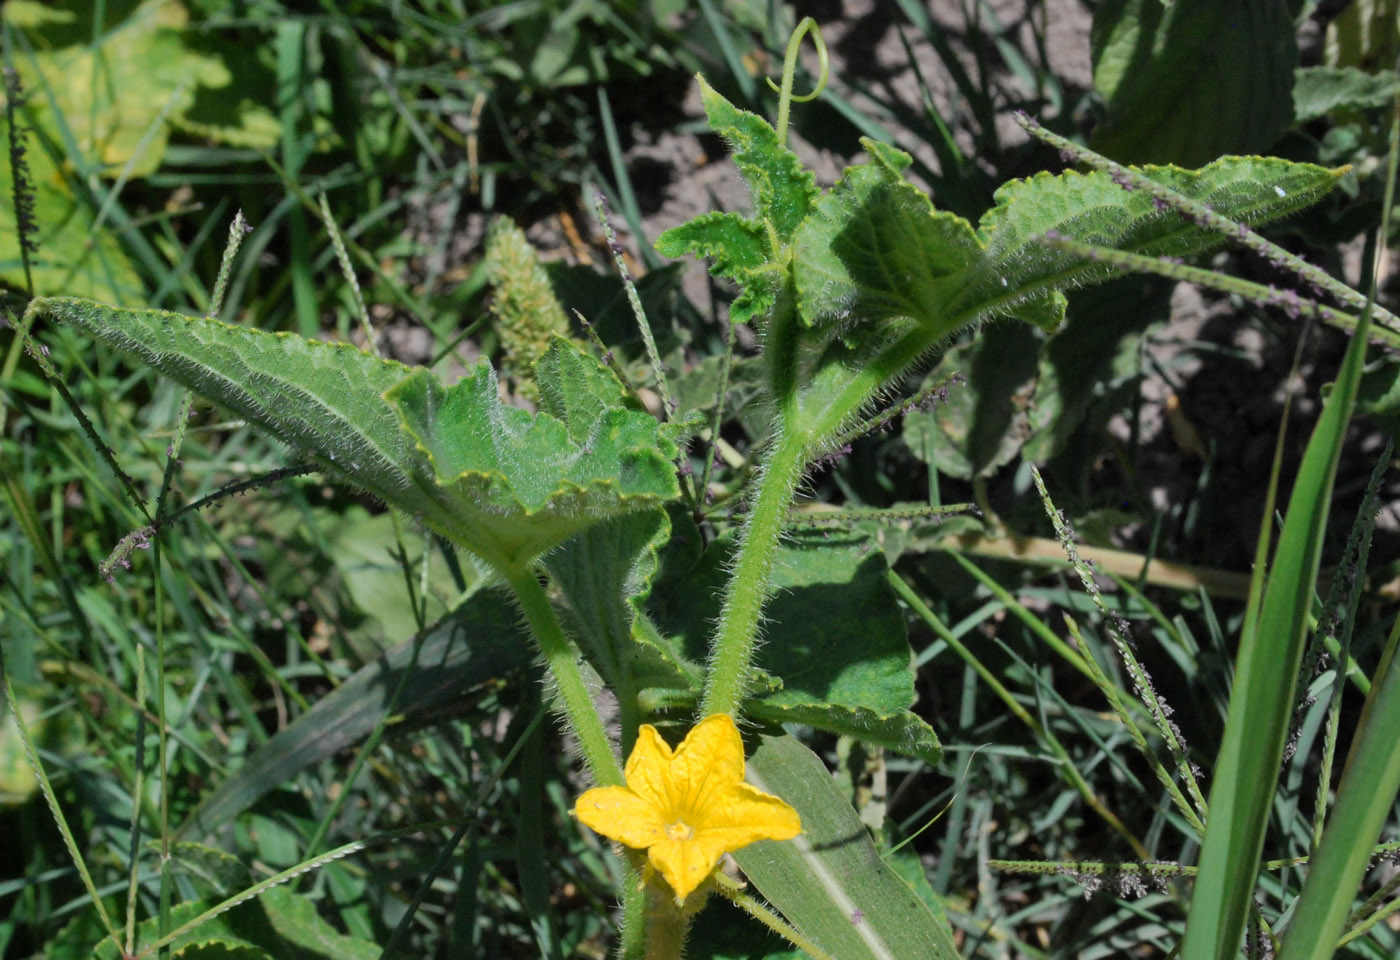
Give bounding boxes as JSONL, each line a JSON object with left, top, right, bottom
{"left": 1279, "top": 614, "right": 1400, "bottom": 959}
{"left": 1177, "top": 110, "right": 1387, "bottom": 960}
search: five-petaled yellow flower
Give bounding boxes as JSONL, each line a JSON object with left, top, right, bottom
{"left": 573, "top": 714, "right": 801, "bottom": 901}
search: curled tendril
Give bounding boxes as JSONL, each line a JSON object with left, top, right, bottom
{"left": 766, "top": 17, "right": 829, "bottom": 145}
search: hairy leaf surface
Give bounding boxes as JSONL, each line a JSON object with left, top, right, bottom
{"left": 41, "top": 298, "right": 682, "bottom": 570}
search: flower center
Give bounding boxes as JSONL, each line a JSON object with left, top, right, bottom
{"left": 664, "top": 819, "right": 695, "bottom": 841}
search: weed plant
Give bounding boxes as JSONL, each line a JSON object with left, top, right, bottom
{"left": 4, "top": 3, "right": 1400, "bottom": 960}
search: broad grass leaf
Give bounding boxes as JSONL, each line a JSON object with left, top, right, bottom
{"left": 1090, "top": 0, "right": 1296, "bottom": 166}
{"left": 0, "top": 121, "right": 143, "bottom": 301}
{"left": 1278, "top": 634, "right": 1400, "bottom": 960}
{"left": 735, "top": 733, "right": 959, "bottom": 960}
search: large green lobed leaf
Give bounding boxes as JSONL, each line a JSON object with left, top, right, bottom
{"left": 388, "top": 341, "right": 682, "bottom": 569}
{"left": 649, "top": 529, "right": 939, "bottom": 760}
{"left": 794, "top": 139, "right": 984, "bottom": 340}
{"left": 39, "top": 298, "right": 682, "bottom": 571}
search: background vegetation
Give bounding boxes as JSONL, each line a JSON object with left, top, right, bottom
{"left": 3, "top": 1, "right": 1400, "bottom": 957}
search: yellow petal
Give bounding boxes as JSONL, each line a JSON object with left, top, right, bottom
{"left": 623, "top": 724, "right": 676, "bottom": 810}
{"left": 573, "top": 785, "right": 666, "bottom": 850}
{"left": 694, "top": 781, "right": 802, "bottom": 850}
{"left": 664, "top": 714, "right": 746, "bottom": 816}
{"left": 647, "top": 836, "right": 727, "bottom": 902}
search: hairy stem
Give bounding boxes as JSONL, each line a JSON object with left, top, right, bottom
{"left": 507, "top": 565, "right": 623, "bottom": 787}
{"left": 702, "top": 426, "right": 810, "bottom": 717}
{"left": 643, "top": 886, "right": 693, "bottom": 960}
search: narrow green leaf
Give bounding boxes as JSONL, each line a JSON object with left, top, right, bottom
{"left": 735, "top": 732, "right": 959, "bottom": 960}
{"left": 655, "top": 212, "right": 776, "bottom": 326}
{"left": 1179, "top": 244, "right": 1373, "bottom": 960}
{"left": 1279, "top": 622, "right": 1400, "bottom": 960}
{"left": 176, "top": 592, "right": 531, "bottom": 838}
{"left": 515, "top": 699, "right": 561, "bottom": 960}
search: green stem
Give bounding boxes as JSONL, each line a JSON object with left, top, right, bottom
{"left": 702, "top": 426, "right": 810, "bottom": 718}
{"left": 769, "top": 17, "right": 829, "bottom": 146}
{"left": 711, "top": 873, "right": 835, "bottom": 960}
{"left": 643, "top": 888, "right": 691, "bottom": 960}
{"left": 506, "top": 565, "right": 623, "bottom": 787}
{"left": 617, "top": 855, "right": 647, "bottom": 960}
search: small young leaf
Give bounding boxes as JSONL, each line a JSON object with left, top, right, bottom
{"left": 654, "top": 77, "right": 818, "bottom": 328}
{"left": 694, "top": 75, "right": 818, "bottom": 242}
{"left": 655, "top": 212, "right": 776, "bottom": 326}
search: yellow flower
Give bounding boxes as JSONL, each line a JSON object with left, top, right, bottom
{"left": 573, "top": 714, "right": 801, "bottom": 901}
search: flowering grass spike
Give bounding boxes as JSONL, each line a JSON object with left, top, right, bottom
{"left": 573, "top": 714, "right": 801, "bottom": 901}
